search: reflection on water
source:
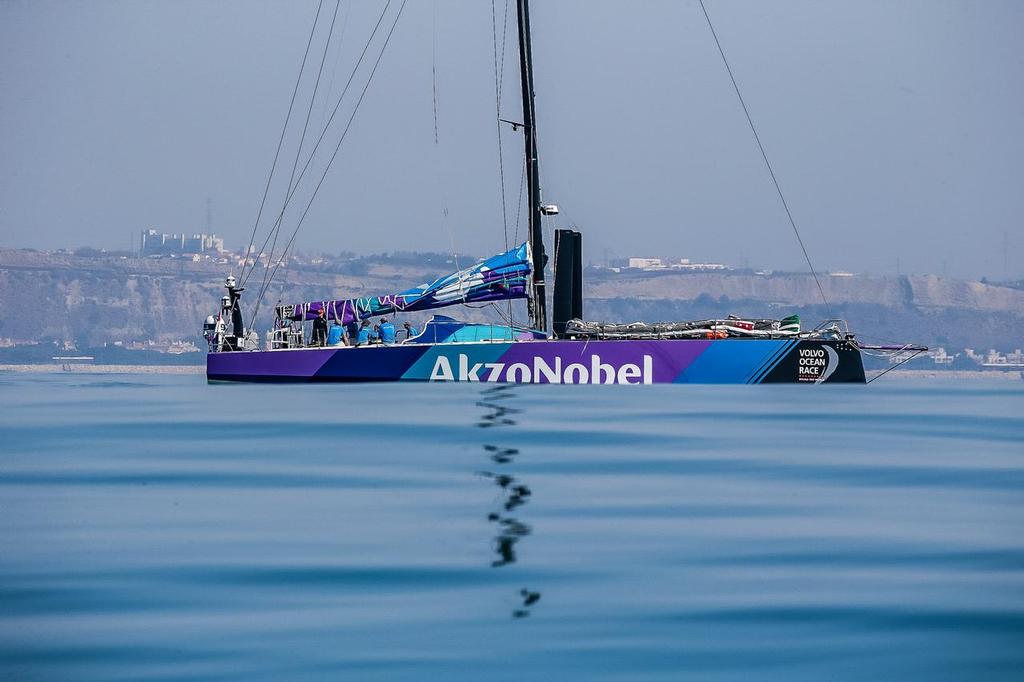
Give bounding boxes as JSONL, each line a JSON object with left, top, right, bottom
{"left": 514, "top": 588, "right": 542, "bottom": 620}
{"left": 485, "top": 444, "right": 518, "bottom": 464}
{"left": 4, "top": 375, "right": 1023, "bottom": 679}
{"left": 477, "top": 384, "right": 542, "bottom": 618}
{"left": 476, "top": 384, "right": 521, "bottom": 428}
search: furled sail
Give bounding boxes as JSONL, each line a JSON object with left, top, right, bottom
{"left": 277, "top": 243, "right": 531, "bottom": 324}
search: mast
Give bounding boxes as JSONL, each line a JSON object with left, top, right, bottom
{"left": 517, "top": 0, "right": 548, "bottom": 333}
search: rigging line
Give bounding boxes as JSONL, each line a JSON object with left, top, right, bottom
{"left": 502, "top": 0, "right": 513, "bottom": 330}
{"left": 252, "top": 0, "right": 340, "bottom": 297}
{"left": 444, "top": 207, "right": 467, "bottom": 302}
{"left": 255, "top": 0, "right": 342, "bottom": 312}
{"left": 319, "top": 1, "right": 351, "bottom": 130}
{"left": 431, "top": 0, "right": 439, "bottom": 145}
{"left": 498, "top": 0, "right": 513, "bottom": 354}
{"left": 286, "top": 0, "right": 342, "bottom": 196}
{"left": 866, "top": 348, "right": 926, "bottom": 384}
{"left": 513, "top": 160, "right": 525, "bottom": 247}
{"left": 491, "top": 0, "right": 516, "bottom": 336}
{"left": 265, "top": 248, "right": 296, "bottom": 333}
{"left": 498, "top": 0, "right": 514, "bottom": 330}
{"left": 698, "top": 0, "right": 831, "bottom": 315}
{"left": 238, "top": 0, "right": 324, "bottom": 286}
{"left": 497, "top": 0, "right": 513, "bottom": 329}
{"left": 241, "top": 0, "right": 394, "bottom": 289}
{"left": 511, "top": 165, "right": 526, "bottom": 328}
{"left": 242, "top": 1, "right": 394, "bottom": 293}
{"left": 250, "top": 4, "right": 401, "bottom": 331}
{"left": 430, "top": 3, "right": 460, "bottom": 299}
{"left": 491, "top": 0, "right": 510, "bottom": 250}
{"left": 497, "top": 0, "right": 510, "bottom": 102}
{"left": 486, "top": 300, "right": 533, "bottom": 333}
{"left": 253, "top": 0, "right": 409, "bottom": 322}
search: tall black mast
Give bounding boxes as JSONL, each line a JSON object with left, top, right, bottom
{"left": 517, "top": 0, "right": 547, "bottom": 333}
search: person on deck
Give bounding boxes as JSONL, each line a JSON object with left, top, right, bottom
{"left": 377, "top": 317, "right": 396, "bottom": 345}
{"left": 356, "top": 319, "right": 372, "bottom": 346}
{"left": 344, "top": 318, "right": 359, "bottom": 346}
{"left": 327, "top": 321, "right": 344, "bottom": 346}
{"left": 403, "top": 321, "right": 420, "bottom": 342}
{"left": 311, "top": 308, "right": 328, "bottom": 347}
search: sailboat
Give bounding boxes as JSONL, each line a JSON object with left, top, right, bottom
{"left": 204, "top": 0, "right": 923, "bottom": 384}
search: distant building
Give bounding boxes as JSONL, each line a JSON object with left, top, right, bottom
{"left": 964, "top": 348, "right": 1024, "bottom": 368}
{"left": 981, "top": 348, "right": 1024, "bottom": 368}
{"left": 628, "top": 257, "right": 665, "bottom": 270}
{"left": 123, "top": 339, "right": 201, "bottom": 354}
{"left": 141, "top": 229, "right": 224, "bottom": 257}
{"left": 920, "top": 347, "right": 955, "bottom": 365}
{"left": 627, "top": 257, "right": 727, "bottom": 272}
{"left": 670, "top": 258, "right": 727, "bottom": 271}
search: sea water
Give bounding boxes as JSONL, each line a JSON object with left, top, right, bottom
{"left": 1, "top": 372, "right": 1022, "bottom": 681}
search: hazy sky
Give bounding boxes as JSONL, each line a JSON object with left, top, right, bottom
{"left": 1, "top": 0, "right": 1021, "bottom": 280}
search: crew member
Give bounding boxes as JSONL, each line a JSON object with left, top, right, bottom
{"left": 377, "top": 317, "right": 396, "bottom": 345}
{"left": 225, "top": 275, "right": 244, "bottom": 340}
{"left": 311, "top": 308, "right": 329, "bottom": 347}
{"left": 327, "top": 320, "right": 344, "bottom": 346}
{"left": 344, "top": 318, "right": 359, "bottom": 346}
{"left": 403, "top": 321, "right": 419, "bottom": 341}
{"left": 356, "top": 319, "right": 372, "bottom": 346}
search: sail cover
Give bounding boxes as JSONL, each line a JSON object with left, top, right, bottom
{"left": 278, "top": 243, "right": 531, "bottom": 324}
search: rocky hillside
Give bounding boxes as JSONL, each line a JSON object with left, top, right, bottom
{"left": 583, "top": 270, "right": 1024, "bottom": 350}
{"left": 586, "top": 270, "right": 1024, "bottom": 313}
{"left": 1, "top": 249, "right": 1021, "bottom": 351}
{"left": 0, "top": 250, "right": 447, "bottom": 346}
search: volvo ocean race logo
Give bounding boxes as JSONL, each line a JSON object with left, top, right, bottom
{"left": 429, "top": 354, "right": 654, "bottom": 384}
{"left": 797, "top": 346, "right": 839, "bottom": 383}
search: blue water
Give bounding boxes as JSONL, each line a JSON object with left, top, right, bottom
{"left": 1, "top": 373, "right": 1022, "bottom": 681}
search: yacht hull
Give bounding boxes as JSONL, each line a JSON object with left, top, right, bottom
{"left": 206, "top": 338, "right": 865, "bottom": 384}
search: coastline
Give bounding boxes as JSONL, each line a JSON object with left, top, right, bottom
{"left": 865, "top": 369, "right": 1022, "bottom": 381}
{"left": 1, "top": 364, "right": 1020, "bottom": 381}
{"left": 0, "top": 364, "right": 204, "bottom": 374}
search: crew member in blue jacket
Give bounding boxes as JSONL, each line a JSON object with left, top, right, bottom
{"left": 403, "top": 321, "right": 420, "bottom": 342}
{"left": 326, "top": 321, "right": 344, "bottom": 346}
{"left": 377, "top": 317, "right": 396, "bottom": 345}
{"left": 356, "top": 320, "right": 373, "bottom": 346}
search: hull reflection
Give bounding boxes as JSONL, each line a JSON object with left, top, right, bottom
{"left": 476, "top": 384, "right": 542, "bottom": 618}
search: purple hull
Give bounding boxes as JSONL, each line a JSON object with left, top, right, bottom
{"left": 207, "top": 338, "right": 865, "bottom": 384}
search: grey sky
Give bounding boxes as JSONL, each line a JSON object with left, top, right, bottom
{"left": 1, "top": 0, "right": 1021, "bottom": 280}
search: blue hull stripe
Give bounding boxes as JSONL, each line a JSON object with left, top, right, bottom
{"left": 748, "top": 340, "right": 798, "bottom": 384}
{"left": 676, "top": 340, "right": 789, "bottom": 384}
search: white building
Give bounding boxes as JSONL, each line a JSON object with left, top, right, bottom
{"left": 627, "top": 257, "right": 728, "bottom": 272}
{"left": 628, "top": 257, "right": 665, "bottom": 270}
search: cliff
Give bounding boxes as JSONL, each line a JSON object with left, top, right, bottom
{"left": 585, "top": 270, "right": 1024, "bottom": 312}
{"left": 1, "top": 249, "right": 1021, "bottom": 351}
{"left": 0, "top": 249, "right": 445, "bottom": 346}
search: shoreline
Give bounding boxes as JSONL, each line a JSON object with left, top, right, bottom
{"left": 0, "top": 364, "right": 204, "bottom": 374}
{"left": 867, "top": 369, "right": 1022, "bottom": 381}
{"left": 1, "top": 364, "right": 1020, "bottom": 381}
